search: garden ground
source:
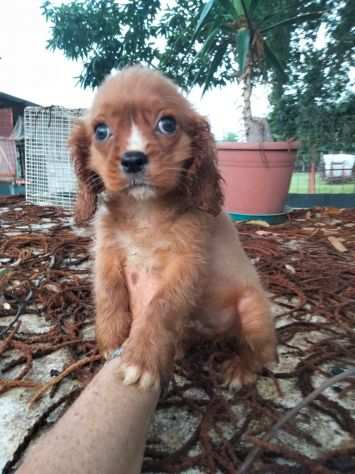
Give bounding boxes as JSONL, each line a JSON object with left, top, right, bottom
{"left": 0, "top": 197, "right": 354, "bottom": 473}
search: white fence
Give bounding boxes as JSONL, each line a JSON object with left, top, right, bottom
{"left": 25, "top": 106, "right": 85, "bottom": 209}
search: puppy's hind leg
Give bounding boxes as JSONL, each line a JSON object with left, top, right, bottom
{"left": 223, "top": 286, "right": 277, "bottom": 389}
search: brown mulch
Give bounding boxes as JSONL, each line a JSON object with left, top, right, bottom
{"left": 0, "top": 196, "right": 355, "bottom": 473}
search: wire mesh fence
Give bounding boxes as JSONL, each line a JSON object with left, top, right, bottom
{"left": 279, "top": 111, "right": 355, "bottom": 197}
{"left": 290, "top": 159, "right": 355, "bottom": 194}
{"left": 24, "top": 106, "right": 85, "bottom": 209}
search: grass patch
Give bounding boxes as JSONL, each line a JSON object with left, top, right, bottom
{"left": 290, "top": 172, "right": 355, "bottom": 194}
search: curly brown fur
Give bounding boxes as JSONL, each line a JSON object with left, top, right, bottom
{"left": 69, "top": 66, "right": 276, "bottom": 390}
{"left": 69, "top": 121, "right": 104, "bottom": 225}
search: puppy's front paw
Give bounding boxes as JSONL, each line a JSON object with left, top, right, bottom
{"left": 222, "top": 357, "right": 257, "bottom": 391}
{"left": 117, "top": 342, "right": 161, "bottom": 390}
{"left": 237, "top": 287, "right": 277, "bottom": 368}
{"left": 118, "top": 363, "right": 160, "bottom": 390}
{"left": 245, "top": 329, "right": 278, "bottom": 369}
{"left": 222, "top": 332, "right": 278, "bottom": 391}
{"left": 102, "top": 345, "right": 125, "bottom": 362}
{"left": 96, "top": 319, "right": 131, "bottom": 362}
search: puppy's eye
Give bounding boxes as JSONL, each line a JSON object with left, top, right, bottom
{"left": 94, "top": 122, "right": 111, "bottom": 142}
{"left": 156, "top": 116, "right": 177, "bottom": 135}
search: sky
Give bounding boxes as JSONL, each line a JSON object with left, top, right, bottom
{"left": 0, "top": 0, "right": 270, "bottom": 140}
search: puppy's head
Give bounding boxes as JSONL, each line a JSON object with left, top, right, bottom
{"left": 70, "top": 66, "right": 223, "bottom": 224}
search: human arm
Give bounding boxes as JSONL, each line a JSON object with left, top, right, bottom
{"left": 16, "top": 356, "right": 160, "bottom": 474}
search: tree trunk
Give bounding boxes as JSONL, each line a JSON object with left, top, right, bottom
{"left": 241, "top": 63, "right": 272, "bottom": 143}
{"left": 241, "top": 64, "right": 253, "bottom": 141}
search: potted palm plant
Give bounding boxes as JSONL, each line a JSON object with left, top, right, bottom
{"left": 192, "top": 0, "right": 320, "bottom": 219}
{"left": 43, "top": 0, "right": 322, "bottom": 219}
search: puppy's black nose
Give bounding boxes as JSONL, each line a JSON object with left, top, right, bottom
{"left": 121, "top": 151, "right": 148, "bottom": 174}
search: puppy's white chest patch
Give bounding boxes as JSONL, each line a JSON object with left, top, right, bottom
{"left": 116, "top": 228, "right": 171, "bottom": 316}
{"left": 116, "top": 230, "right": 170, "bottom": 271}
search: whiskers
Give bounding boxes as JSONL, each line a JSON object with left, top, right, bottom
{"left": 152, "top": 161, "right": 195, "bottom": 195}
{"left": 80, "top": 155, "right": 195, "bottom": 198}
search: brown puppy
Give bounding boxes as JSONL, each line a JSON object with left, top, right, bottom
{"left": 69, "top": 66, "right": 276, "bottom": 390}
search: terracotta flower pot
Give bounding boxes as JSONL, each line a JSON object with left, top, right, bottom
{"left": 217, "top": 141, "right": 298, "bottom": 215}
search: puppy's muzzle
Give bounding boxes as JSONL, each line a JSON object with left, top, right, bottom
{"left": 121, "top": 151, "right": 148, "bottom": 174}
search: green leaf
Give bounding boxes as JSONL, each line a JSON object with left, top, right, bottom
{"left": 249, "top": 0, "right": 261, "bottom": 11}
{"left": 261, "top": 11, "right": 323, "bottom": 34}
{"left": 188, "top": 26, "right": 220, "bottom": 74}
{"left": 232, "top": 0, "right": 244, "bottom": 16}
{"left": 194, "top": 0, "right": 218, "bottom": 36}
{"left": 233, "top": 0, "right": 253, "bottom": 16}
{"left": 235, "top": 28, "right": 250, "bottom": 74}
{"left": 198, "top": 27, "right": 221, "bottom": 58}
{"left": 216, "top": 0, "right": 240, "bottom": 18}
{"left": 263, "top": 41, "right": 286, "bottom": 80}
{"left": 239, "top": 0, "right": 254, "bottom": 36}
{"left": 202, "top": 40, "right": 229, "bottom": 93}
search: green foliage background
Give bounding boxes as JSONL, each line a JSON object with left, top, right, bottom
{"left": 42, "top": 0, "right": 355, "bottom": 162}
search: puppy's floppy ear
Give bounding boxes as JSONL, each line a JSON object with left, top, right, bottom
{"left": 69, "top": 119, "right": 104, "bottom": 225}
{"left": 185, "top": 116, "right": 224, "bottom": 216}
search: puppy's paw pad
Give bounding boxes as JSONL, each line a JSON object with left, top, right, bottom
{"left": 103, "top": 351, "right": 111, "bottom": 361}
{"left": 120, "top": 364, "right": 141, "bottom": 385}
{"left": 139, "top": 370, "right": 160, "bottom": 390}
{"left": 118, "top": 364, "right": 160, "bottom": 390}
